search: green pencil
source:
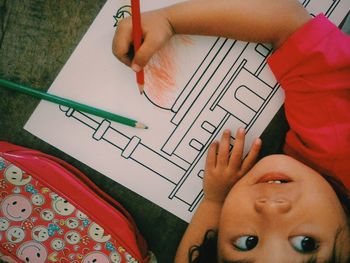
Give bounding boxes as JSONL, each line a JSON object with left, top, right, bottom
{"left": 0, "top": 78, "right": 148, "bottom": 129}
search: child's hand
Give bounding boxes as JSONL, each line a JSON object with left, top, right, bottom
{"left": 112, "top": 9, "right": 174, "bottom": 72}
{"left": 203, "top": 128, "right": 261, "bottom": 203}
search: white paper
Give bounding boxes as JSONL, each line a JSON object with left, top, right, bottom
{"left": 25, "top": 0, "right": 350, "bottom": 222}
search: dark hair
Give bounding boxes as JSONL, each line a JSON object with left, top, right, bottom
{"left": 321, "top": 173, "right": 350, "bottom": 223}
{"left": 188, "top": 175, "right": 350, "bottom": 263}
{"left": 189, "top": 230, "right": 218, "bottom": 263}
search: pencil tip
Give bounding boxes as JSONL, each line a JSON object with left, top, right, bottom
{"left": 135, "top": 122, "right": 148, "bottom": 129}
{"left": 138, "top": 84, "right": 144, "bottom": 95}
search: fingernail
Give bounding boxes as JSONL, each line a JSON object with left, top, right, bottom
{"left": 224, "top": 129, "right": 231, "bottom": 135}
{"left": 211, "top": 140, "right": 218, "bottom": 147}
{"left": 131, "top": 64, "right": 142, "bottom": 72}
{"left": 238, "top": 127, "right": 245, "bottom": 133}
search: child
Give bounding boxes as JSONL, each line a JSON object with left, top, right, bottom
{"left": 112, "top": 0, "right": 350, "bottom": 262}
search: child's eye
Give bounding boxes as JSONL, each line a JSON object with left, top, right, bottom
{"left": 290, "top": 236, "right": 318, "bottom": 253}
{"left": 233, "top": 236, "right": 258, "bottom": 251}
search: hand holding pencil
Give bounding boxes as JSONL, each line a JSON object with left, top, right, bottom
{"left": 130, "top": 0, "right": 144, "bottom": 94}
{"left": 112, "top": 4, "right": 174, "bottom": 93}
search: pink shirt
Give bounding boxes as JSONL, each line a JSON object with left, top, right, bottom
{"left": 268, "top": 14, "right": 350, "bottom": 189}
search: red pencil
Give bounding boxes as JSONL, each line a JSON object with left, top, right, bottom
{"left": 131, "top": 0, "right": 144, "bottom": 95}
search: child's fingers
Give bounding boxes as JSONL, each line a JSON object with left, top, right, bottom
{"left": 217, "top": 130, "right": 231, "bottom": 167}
{"left": 132, "top": 32, "right": 168, "bottom": 71}
{"left": 228, "top": 128, "right": 245, "bottom": 170}
{"left": 131, "top": 35, "right": 162, "bottom": 70}
{"left": 112, "top": 19, "right": 134, "bottom": 67}
{"left": 241, "top": 138, "right": 261, "bottom": 174}
{"left": 205, "top": 141, "right": 218, "bottom": 170}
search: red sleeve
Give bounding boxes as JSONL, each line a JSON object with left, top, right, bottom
{"left": 267, "top": 14, "right": 350, "bottom": 190}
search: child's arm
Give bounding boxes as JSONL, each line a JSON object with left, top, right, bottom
{"left": 112, "top": 0, "right": 310, "bottom": 70}
{"left": 174, "top": 129, "right": 261, "bottom": 262}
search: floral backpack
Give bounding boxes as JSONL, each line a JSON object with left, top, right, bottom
{"left": 0, "top": 141, "right": 152, "bottom": 263}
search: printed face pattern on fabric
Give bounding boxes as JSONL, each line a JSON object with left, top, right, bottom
{"left": 32, "top": 226, "right": 49, "bottom": 242}
{"left": 4, "top": 165, "right": 32, "bottom": 186}
{"left": 40, "top": 209, "right": 54, "bottom": 221}
{"left": 110, "top": 251, "right": 122, "bottom": 263}
{"left": 88, "top": 223, "right": 111, "bottom": 243}
{"left": 1, "top": 194, "right": 32, "bottom": 221}
{"left": 50, "top": 238, "right": 65, "bottom": 251}
{"left": 31, "top": 194, "right": 45, "bottom": 206}
{"left": 0, "top": 217, "right": 10, "bottom": 231}
{"left": 0, "top": 158, "right": 139, "bottom": 263}
{"left": 66, "top": 217, "right": 79, "bottom": 229}
{"left": 65, "top": 230, "right": 81, "bottom": 245}
{"left": 51, "top": 196, "right": 75, "bottom": 216}
{"left": 6, "top": 227, "right": 25, "bottom": 243}
{"left": 82, "top": 251, "right": 110, "bottom": 263}
{"left": 16, "top": 241, "right": 48, "bottom": 263}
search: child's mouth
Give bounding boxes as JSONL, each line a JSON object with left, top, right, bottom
{"left": 265, "top": 180, "right": 289, "bottom": 184}
{"left": 255, "top": 173, "right": 292, "bottom": 184}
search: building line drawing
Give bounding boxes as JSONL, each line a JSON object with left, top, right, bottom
{"left": 59, "top": 18, "right": 280, "bottom": 207}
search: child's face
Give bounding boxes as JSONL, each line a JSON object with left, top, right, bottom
{"left": 218, "top": 155, "right": 350, "bottom": 262}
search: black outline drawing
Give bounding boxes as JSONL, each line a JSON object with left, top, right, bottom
{"left": 113, "top": 5, "right": 131, "bottom": 27}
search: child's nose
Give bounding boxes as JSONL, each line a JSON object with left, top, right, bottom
{"left": 254, "top": 198, "right": 292, "bottom": 214}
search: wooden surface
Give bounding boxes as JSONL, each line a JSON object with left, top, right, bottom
{"left": 0, "top": 1, "right": 348, "bottom": 262}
